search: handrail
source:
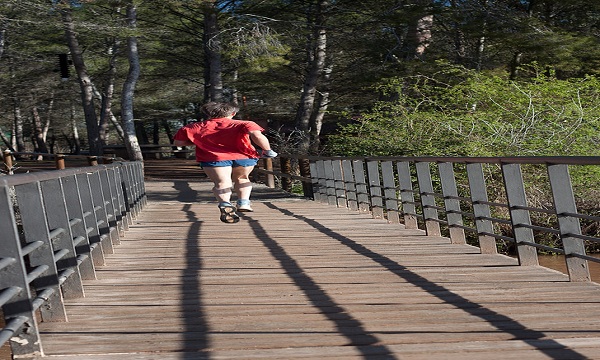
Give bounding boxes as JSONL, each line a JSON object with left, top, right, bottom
{"left": 0, "top": 161, "right": 146, "bottom": 358}
{"left": 254, "top": 155, "right": 600, "bottom": 283}
{"left": 2, "top": 149, "right": 118, "bottom": 173}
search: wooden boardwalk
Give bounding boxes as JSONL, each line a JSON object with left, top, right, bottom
{"left": 34, "top": 163, "right": 600, "bottom": 359}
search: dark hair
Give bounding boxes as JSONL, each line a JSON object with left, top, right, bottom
{"left": 200, "top": 102, "right": 239, "bottom": 119}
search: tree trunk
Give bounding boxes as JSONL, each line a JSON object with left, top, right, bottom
{"left": 162, "top": 120, "right": 174, "bottom": 143}
{"left": 203, "top": 2, "right": 223, "bottom": 102}
{"left": 32, "top": 106, "right": 49, "bottom": 157}
{"left": 12, "top": 97, "right": 25, "bottom": 153}
{"left": 121, "top": 2, "right": 143, "bottom": 162}
{"left": 59, "top": 3, "right": 102, "bottom": 155}
{"left": 295, "top": 0, "right": 329, "bottom": 153}
{"left": 309, "top": 64, "right": 332, "bottom": 154}
{"left": 99, "top": 40, "right": 119, "bottom": 147}
{"left": 403, "top": 1, "right": 434, "bottom": 60}
{"left": 0, "top": 125, "right": 14, "bottom": 151}
{"left": 71, "top": 102, "right": 81, "bottom": 154}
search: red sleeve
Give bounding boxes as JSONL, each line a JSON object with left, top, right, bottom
{"left": 173, "top": 127, "right": 190, "bottom": 141}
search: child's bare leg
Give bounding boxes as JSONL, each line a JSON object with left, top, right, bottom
{"left": 232, "top": 165, "right": 254, "bottom": 200}
{"left": 203, "top": 166, "right": 234, "bottom": 204}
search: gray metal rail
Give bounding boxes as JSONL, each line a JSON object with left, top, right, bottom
{"left": 256, "top": 155, "right": 600, "bottom": 283}
{"left": 0, "top": 161, "right": 145, "bottom": 358}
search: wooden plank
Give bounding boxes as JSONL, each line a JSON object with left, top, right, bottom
{"left": 32, "top": 177, "right": 600, "bottom": 359}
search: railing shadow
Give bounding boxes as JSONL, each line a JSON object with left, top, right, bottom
{"left": 263, "top": 202, "right": 590, "bottom": 360}
{"left": 242, "top": 213, "right": 399, "bottom": 359}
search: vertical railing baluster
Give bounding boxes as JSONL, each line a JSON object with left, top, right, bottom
{"left": 501, "top": 163, "right": 539, "bottom": 266}
{"left": 353, "top": 160, "right": 370, "bottom": 213}
{"left": 309, "top": 160, "right": 322, "bottom": 202}
{"left": 39, "top": 178, "right": 85, "bottom": 298}
{"left": 415, "top": 161, "right": 441, "bottom": 236}
{"left": 342, "top": 159, "right": 358, "bottom": 211}
{"left": 332, "top": 159, "right": 347, "bottom": 208}
{"left": 0, "top": 183, "right": 45, "bottom": 358}
{"left": 438, "top": 162, "right": 466, "bottom": 244}
{"left": 381, "top": 160, "right": 400, "bottom": 224}
{"left": 366, "top": 160, "right": 384, "bottom": 219}
{"left": 323, "top": 160, "right": 337, "bottom": 206}
{"left": 315, "top": 160, "right": 328, "bottom": 204}
{"left": 466, "top": 163, "right": 498, "bottom": 254}
{"left": 547, "top": 164, "right": 591, "bottom": 282}
{"left": 14, "top": 182, "right": 68, "bottom": 321}
{"left": 76, "top": 172, "right": 105, "bottom": 266}
{"left": 61, "top": 174, "right": 97, "bottom": 280}
{"left": 88, "top": 172, "right": 115, "bottom": 254}
{"left": 99, "top": 168, "right": 121, "bottom": 246}
{"left": 396, "top": 160, "right": 418, "bottom": 229}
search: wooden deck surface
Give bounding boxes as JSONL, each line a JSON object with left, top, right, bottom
{"left": 32, "top": 160, "right": 600, "bottom": 359}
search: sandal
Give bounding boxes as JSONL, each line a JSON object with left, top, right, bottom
{"left": 218, "top": 203, "right": 240, "bottom": 224}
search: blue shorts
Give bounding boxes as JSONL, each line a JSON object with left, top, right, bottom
{"left": 199, "top": 158, "right": 259, "bottom": 168}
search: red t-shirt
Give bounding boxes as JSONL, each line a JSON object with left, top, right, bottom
{"left": 173, "top": 118, "right": 264, "bottom": 162}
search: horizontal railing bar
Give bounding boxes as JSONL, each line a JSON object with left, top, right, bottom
{"left": 559, "top": 212, "right": 600, "bottom": 222}
{"left": 72, "top": 236, "right": 86, "bottom": 247}
{"left": 57, "top": 268, "right": 76, "bottom": 285}
{"left": 0, "top": 316, "right": 29, "bottom": 347}
{"left": 449, "top": 223, "right": 478, "bottom": 232}
{"left": 445, "top": 195, "right": 472, "bottom": 202}
{"left": 423, "top": 205, "right": 446, "bottom": 211}
{"left": 26, "top": 265, "right": 49, "bottom": 284}
{"left": 514, "top": 223, "right": 562, "bottom": 234}
{"left": 512, "top": 205, "right": 556, "bottom": 215}
{"left": 0, "top": 287, "right": 21, "bottom": 307}
{"left": 564, "top": 233, "right": 600, "bottom": 244}
{"left": 476, "top": 216, "right": 512, "bottom": 225}
{"left": 31, "top": 288, "right": 56, "bottom": 311}
{"left": 479, "top": 231, "right": 515, "bottom": 242}
{"left": 21, "top": 241, "right": 44, "bottom": 256}
{"left": 447, "top": 209, "right": 476, "bottom": 218}
{"left": 48, "top": 227, "right": 65, "bottom": 240}
{"left": 0, "top": 257, "right": 16, "bottom": 271}
{"left": 569, "top": 253, "right": 600, "bottom": 264}
{"left": 253, "top": 168, "right": 311, "bottom": 182}
{"left": 473, "top": 200, "right": 509, "bottom": 208}
{"left": 53, "top": 249, "right": 69, "bottom": 262}
{"left": 69, "top": 218, "right": 82, "bottom": 227}
{"left": 517, "top": 240, "right": 564, "bottom": 254}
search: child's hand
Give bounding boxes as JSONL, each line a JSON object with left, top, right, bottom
{"left": 261, "top": 149, "right": 278, "bottom": 158}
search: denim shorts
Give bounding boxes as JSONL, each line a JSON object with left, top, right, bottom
{"left": 199, "top": 158, "right": 259, "bottom": 168}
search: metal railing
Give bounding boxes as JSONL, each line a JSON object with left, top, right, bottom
{"left": 0, "top": 161, "right": 145, "bottom": 358}
{"left": 255, "top": 155, "right": 600, "bottom": 283}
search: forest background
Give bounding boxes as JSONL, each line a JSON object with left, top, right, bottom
{"left": 2, "top": 0, "right": 600, "bottom": 160}
{"left": 2, "top": 0, "right": 600, "bottom": 252}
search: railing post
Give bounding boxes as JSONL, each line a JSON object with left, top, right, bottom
{"left": 263, "top": 158, "right": 275, "bottom": 188}
{"left": 547, "top": 164, "right": 591, "bottom": 282}
{"left": 299, "top": 158, "right": 313, "bottom": 199}
{"left": 415, "top": 161, "right": 441, "bottom": 236}
{"left": 352, "top": 160, "right": 370, "bottom": 213}
{"left": 280, "top": 157, "right": 292, "bottom": 192}
{"left": 366, "top": 160, "right": 384, "bottom": 219}
{"left": 0, "top": 183, "right": 45, "bottom": 358}
{"left": 438, "top": 162, "right": 466, "bottom": 244}
{"left": 501, "top": 163, "right": 539, "bottom": 266}
{"left": 396, "top": 161, "right": 418, "bottom": 229}
{"left": 466, "top": 163, "right": 498, "bottom": 254}
{"left": 381, "top": 161, "right": 400, "bottom": 224}
{"left": 3, "top": 150, "right": 13, "bottom": 174}
{"left": 39, "top": 178, "right": 85, "bottom": 298}
{"left": 13, "top": 182, "right": 68, "bottom": 321}
{"left": 55, "top": 154, "right": 66, "bottom": 170}
{"left": 309, "top": 160, "right": 322, "bottom": 202}
{"left": 88, "top": 156, "right": 98, "bottom": 166}
{"left": 341, "top": 159, "right": 358, "bottom": 211}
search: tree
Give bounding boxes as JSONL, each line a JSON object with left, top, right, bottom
{"left": 121, "top": 1, "right": 143, "bottom": 161}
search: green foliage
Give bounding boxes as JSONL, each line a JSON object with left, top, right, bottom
{"left": 328, "top": 62, "right": 600, "bottom": 159}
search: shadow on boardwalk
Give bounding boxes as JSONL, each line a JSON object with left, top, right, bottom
{"left": 33, "top": 160, "right": 600, "bottom": 360}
